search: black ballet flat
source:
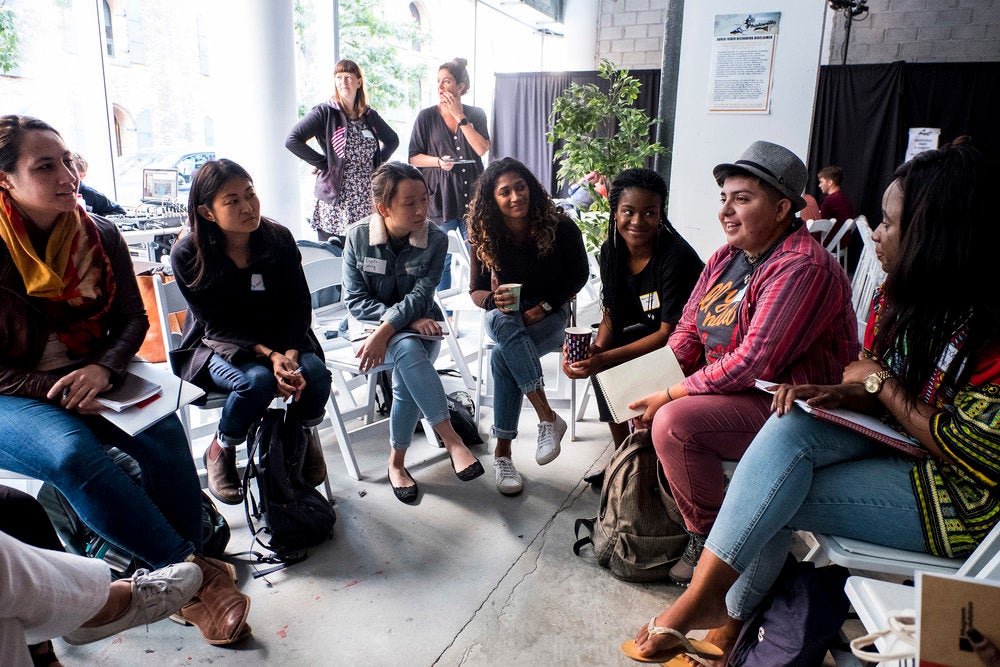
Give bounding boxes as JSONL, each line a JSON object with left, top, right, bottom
{"left": 450, "top": 456, "right": 485, "bottom": 482}
{"left": 389, "top": 467, "right": 418, "bottom": 504}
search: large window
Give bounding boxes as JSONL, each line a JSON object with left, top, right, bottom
{"left": 103, "top": 1, "right": 114, "bottom": 57}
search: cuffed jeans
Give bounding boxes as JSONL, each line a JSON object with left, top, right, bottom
{"left": 207, "top": 351, "right": 332, "bottom": 442}
{"left": 705, "top": 409, "right": 925, "bottom": 620}
{"left": 652, "top": 392, "right": 773, "bottom": 534}
{"left": 387, "top": 336, "right": 448, "bottom": 449}
{"left": 0, "top": 396, "right": 201, "bottom": 568}
{"left": 486, "top": 304, "right": 569, "bottom": 439}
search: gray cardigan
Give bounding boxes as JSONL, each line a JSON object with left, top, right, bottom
{"left": 343, "top": 215, "right": 446, "bottom": 331}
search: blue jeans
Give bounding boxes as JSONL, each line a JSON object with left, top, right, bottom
{"left": 386, "top": 336, "right": 448, "bottom": 449}
{"left": 435, "top": 218, "right": 467, "bottom": 291}
{"left": 705, "top": 409, "right": 925, "bottom": 619}
{"left": 486, "top": 304, "right": 570, "bottom": 438}
{"left": 0, "top": 396, "right": 201, "bottom": 568}
{"left": 207, "top": 351, "right": 332, "bottom": 443}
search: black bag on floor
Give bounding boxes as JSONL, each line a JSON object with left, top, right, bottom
{"left": 572, "top": 429, "right": 689, "bottom": 582}
{"left": 433, "top": 390, "right": 484, "bottom": 447}
{"left": 243, "top": 408, "right": 336, "bottom": 564}
{"left": 728, "top": 555, "right": 851, "bottom": 667}
{"left": 37, "top": 447, "right": 230, "bottom": 578}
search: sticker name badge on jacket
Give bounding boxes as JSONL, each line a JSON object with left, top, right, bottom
{"left": 361, "top": 129, "right": 374, "bottom": 140}
{"left": 250, "top": 274, "right": 265, "bottom": 291}
{"left": 363, "top": 257, "right": 387, "bottom": 275}
{"left": 640, "top": 291, "right": 660, "bottom": 312}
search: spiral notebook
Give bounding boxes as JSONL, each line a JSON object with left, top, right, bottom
{"left": 754, "top": 379, "right": 926, "bottom": 459}
{"left": 594, "top": 346, "right": 685, "bottom": 424}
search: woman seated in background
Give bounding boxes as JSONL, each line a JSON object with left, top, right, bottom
{"left": 467, "top": 157, "right": 590, "bottom": 495}
{"left": 626, "top": 141, "right": 1000, "bottom": 666}
{"left": 0, "top": 115, "right": 250, "bottom": 647}
{"left": 285, "top": 58, "right": 399, "bottom": 245}
{"left": 628, "top": 141, "right": 858, "bottom": 585}
{"left": 342, "top": 161, "right": 484, "bottom": 504}
{"left": 171, "top": 159, "right": 332, "bottom": 506}
{"left": 561, "top": 168, "right": 703, "bottom": 446}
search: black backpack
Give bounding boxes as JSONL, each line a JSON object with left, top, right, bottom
{"left": 573, "top": 429, "right": 689, "bottom": 582}
{"left": 243, "top": 408, "right": 336, "bottom": 567}
{"left": 37, "top": 447, "right": 230, "bottom": 578}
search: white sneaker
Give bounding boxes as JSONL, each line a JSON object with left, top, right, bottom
{"left": 63, "top": 562, "right": 203, "bottom": 645}
{"left": 535, "top": 413, "right": 567, "bottom": 465}
{"left": 494, "top": 456, "right": 523, "bottom": 495}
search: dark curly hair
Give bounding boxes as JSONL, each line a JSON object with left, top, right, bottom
{"left": 183, "top": 158, "right": 282, "bottom": 287}
{"left": 466, "top": 157, "right": 563, "bottom": 273}
{"left": 601, "top": 168, "right": 683, "bottom": 315}
{"left": 872, "top": 141, "right": 999, "bottom": 401}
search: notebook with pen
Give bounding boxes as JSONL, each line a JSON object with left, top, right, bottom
{"left": 593, "top": 346, "right": 685, "bottom": 424}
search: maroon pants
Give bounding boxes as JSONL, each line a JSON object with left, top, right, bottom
{"left": 651, "top": 392, "right": 772, "bottom": 534}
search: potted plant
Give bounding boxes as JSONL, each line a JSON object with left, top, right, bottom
{"left": 547, "top": 60, "right": 666, "bottom": 252}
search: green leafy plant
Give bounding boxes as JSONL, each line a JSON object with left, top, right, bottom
{"left": 547, "top": 60, "right": 666, "bottom": 252}
{"left": 0, "top": 3, "right": 19, "bottom": 75}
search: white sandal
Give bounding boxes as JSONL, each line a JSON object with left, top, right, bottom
{"left": 620, "top": 618, "right": 724, "bottom": 663}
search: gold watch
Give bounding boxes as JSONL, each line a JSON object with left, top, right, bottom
{"left": 864, "top": 369, "right": 894, "bottom": 394}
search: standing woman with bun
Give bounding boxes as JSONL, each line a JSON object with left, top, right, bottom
{"left": 286, "top": 58, "right": 399, "bottom": 244}
{"left": 408, "top": 57, "right": 491, "bottom": 291}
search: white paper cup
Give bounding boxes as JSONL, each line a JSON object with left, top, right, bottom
{"left": 499, "top": 283, "right": 523, "bottom": 311}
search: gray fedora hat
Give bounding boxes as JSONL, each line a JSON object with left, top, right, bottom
{"left": 713, "top": 141, "right": 807, "bottom": 212}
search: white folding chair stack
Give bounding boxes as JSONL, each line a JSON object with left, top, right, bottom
{"left": 849, "top": 215, "right": 886, "bottom": 338}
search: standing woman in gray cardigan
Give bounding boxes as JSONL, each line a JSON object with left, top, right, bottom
{"left": 286, "top": 59, "right": 399, "bottom": 244}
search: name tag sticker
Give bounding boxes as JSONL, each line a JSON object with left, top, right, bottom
{"left": 363, "top": 257, "right": 387, "bottom": 274}
{"left": 361, "top": 129, "right": 374, "bottom": 139}
{"left": 250, "top": 274, "right": 265, "bottom": 291}
{"left": 640, "top": 291, "right": 660, "bottom": 312}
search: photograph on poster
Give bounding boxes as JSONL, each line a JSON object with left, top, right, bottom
{"left": 707, "top": 12, "right": 781, "bottom": 114}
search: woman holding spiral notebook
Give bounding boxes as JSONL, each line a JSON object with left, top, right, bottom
{"left": 624, "top": 141, "right": 1000, "bottom": 666}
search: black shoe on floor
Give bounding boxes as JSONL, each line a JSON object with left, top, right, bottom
{"left": 389, "top": 467, "right": 418, "bottom": 504}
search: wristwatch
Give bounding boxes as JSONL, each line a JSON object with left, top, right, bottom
{"left": 539, "top": 301, "right": 553, "bottom": 313}
{"left": 864, "top": 369, "right": 894, "bottom": 394}
{"left": 457, "top": 117, "right": 469, "bottom": 127}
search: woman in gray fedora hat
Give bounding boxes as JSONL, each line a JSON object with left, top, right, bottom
{"left": 628, "top": 141, "right": 859, "bottom": 587}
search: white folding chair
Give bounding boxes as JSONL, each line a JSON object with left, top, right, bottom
{"left": 849, "top": 215, "right": 886, "bottom": 338}
{"left": 825, "top": 217, "right": 856, "bottom": 270}
{"left": 807, "top": 217, "right": 836, "bottom": 245}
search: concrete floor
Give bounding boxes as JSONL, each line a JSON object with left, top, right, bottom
{"left": 54, "top": 295, "right": 700, "bottom": 666}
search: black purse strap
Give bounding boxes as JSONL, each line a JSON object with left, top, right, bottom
{"left": 573, "top": 517, "right": 597, "bottom": 557}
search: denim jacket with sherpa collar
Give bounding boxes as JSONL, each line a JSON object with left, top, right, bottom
{"left": 343, "top": 214, "right": 446, "bottom": 331}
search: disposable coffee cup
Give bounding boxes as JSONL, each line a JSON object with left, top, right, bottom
{"left": 564, "top": 327, "right": 593, "bottom": 364}
{"left": 499, "top": 283, "right": 522, "bottom": 311}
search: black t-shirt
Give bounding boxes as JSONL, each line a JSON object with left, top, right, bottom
{"left": 697, "top": 252, "right": 753, "bottom": 364}
{"left": 599, "top": 231, "right": 703, "bottom": 346}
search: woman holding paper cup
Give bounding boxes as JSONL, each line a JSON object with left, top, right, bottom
{"left": 0, "top": 115, "right": 252, "bottom": 647}
{"left": 468, "top": 157, "right": 589, "bottom": 495}
{"left": 624, "top": 140, "right": 1000, "bottom": 667}
{"left": 561, "top": 168, "right": 703, "bottom": 446}
{"left": 627, "top": 141, "right": 858, "bottom": 586}
{"left": 343, "top": 161, "right": 484, "bottom": 504}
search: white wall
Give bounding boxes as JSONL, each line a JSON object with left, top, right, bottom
{"left": 667, "top": 2, "right": 827, "bottom": 258}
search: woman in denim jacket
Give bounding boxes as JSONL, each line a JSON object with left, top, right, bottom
{"left": 343, "top": 162, "right": 484, "bottom": 503}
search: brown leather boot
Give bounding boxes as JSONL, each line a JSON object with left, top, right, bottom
{"left": 204, "top": 437, "right": 242, "bottom": 505}
{"left": 181, "top": 556, "right": 251, "bottom": 645}
{"left": 302, "top": 428, "right": 328, "bottom": 487}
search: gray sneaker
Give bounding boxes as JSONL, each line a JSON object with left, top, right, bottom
{"left": 535, "top": 413, "right": 567, "bottom": 465}
{"left": 494, "top": 456, "right": 523, "bottom": 495}
{"left": 669, "top": 532, "right": 708, "bottom": 586}
{"left": 63, "top": 562, "right": 204, "bottom": 645}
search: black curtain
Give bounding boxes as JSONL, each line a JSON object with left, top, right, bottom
{"left": 808, "top": 61, "right": 1000, "bottom": 228}
{"left": 492, "top": 69, "right": 661, "bottom": 196}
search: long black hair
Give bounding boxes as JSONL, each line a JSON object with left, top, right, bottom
{"left": 184, "top": 158, "right": 282, "bottom": 287}
{"left": 600, "top": 168, "right": 684, "bottom": 316}
{"left": 873, "top": 141, "right": 999, "bottom": 398}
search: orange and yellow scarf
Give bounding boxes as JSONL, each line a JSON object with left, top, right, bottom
{"left": 0, "top": 191, "right": 115, "bottom": 356}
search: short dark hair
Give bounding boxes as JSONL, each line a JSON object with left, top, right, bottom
{"left": 370, "top": 161, "right": 426, "bottom": 213}
{"left": 439, "top": 57, "right": 470, "bottom": 95}
{"left": 817, "top": 165, "right": 843, "bottom": 185}
{"left": 714, "top": 165, "right": 786, "bottom": 204}
{"left": 0, "top": 115, "right": 60, "bottom": 176}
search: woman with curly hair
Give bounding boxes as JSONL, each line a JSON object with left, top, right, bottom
{"left": 562, "top": 168, "right": 703, "bottom": 447}
{"left": 467, "top": 157, "right": 589, "bottom": 495}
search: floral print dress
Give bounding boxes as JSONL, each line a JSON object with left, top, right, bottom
{"left": 312, "top": 116, "right": 378, "bottom": 237}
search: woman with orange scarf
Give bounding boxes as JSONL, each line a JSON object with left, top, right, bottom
{"left": 0, "top": 115, "right": 251, "bottom": 648}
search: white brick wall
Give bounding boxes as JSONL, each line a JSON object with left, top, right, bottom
{"left": 828, "top": 0, "right": 1000, "bottom": 64}
{"left": 597, "top": 0, "right": 666, "bottom": 69}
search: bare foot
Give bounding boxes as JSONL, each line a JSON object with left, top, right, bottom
{"left": 444, "top": 441, "right": 477, "bottom": 471}
{"left": 680, "top": 619, "right": 743, "bottom": 666}
{"left": 388, "top": 465, "right": 415, "bottom": 489}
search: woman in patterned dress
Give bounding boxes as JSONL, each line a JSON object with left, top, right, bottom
{"left": 286, "top": 59, "right": 399, "bottom": 244}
